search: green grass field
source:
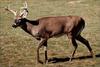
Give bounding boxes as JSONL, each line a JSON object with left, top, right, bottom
{"left": 0, "top": 0, "right": 100, "bottom": 67}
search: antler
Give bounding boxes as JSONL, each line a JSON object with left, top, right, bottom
{"left": 20, "top": 1, "right": 28, "bottom": 18}
{"left": 5, "top": 6, "right": 17, "bottom": 16}
{"left": 21, "top": 1, "right": 28, "bottom": 9}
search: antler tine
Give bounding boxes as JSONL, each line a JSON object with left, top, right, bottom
{"left": 21, "top": 1, "right": 28, "bottom": 9}
{"left": 5, "top": 6, "right": 17, "bottom": 16}
{"left": 20, "top": 1, "right": 28, "bottom": 18}
{"left": 24, "top": 1, "right": 28, "bottom": 8}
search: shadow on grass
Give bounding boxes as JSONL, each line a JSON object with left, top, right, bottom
{"left": 48, "top": 54, "right": 100, "bottom": 63}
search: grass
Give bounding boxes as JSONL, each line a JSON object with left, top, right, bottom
{"left": 0, "top": 0, "right": 100, "bottom": 67}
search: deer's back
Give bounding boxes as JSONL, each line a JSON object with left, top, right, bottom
{"left": 35, "top": 16, "right": 84, "bottom": 38}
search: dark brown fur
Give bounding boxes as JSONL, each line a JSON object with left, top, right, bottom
{"left": 6, "top": 2, "right": 94, "bottom": 63}
{"left": 15, "top": 16, "right": 94, "bottom": 63}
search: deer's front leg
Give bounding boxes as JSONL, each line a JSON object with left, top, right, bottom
{"left": 43, "top": 41, "right": 48, "bottom": 63}
{"left": 37, "top": 38, "right": 47, "bottom": 63}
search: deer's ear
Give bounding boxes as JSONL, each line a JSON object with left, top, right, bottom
{"left": 20, "top": 13, "right": 24, "bottom": 17}
{"left": 20, "top": 10, "right": 28, "bottom": 18}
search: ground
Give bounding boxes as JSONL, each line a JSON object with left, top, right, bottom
{"left": 0, "top": 0, "right": 100, "bottom": 67}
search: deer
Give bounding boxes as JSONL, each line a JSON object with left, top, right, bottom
{"left": 5, "top": 1, "right": 94, "bottom": 64}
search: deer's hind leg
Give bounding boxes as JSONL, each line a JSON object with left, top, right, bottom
{"left": 70, "top": 37, "right": 78, "bottom": 61}
{"left": 67, "top": 33, "right": 78, "bottom": 61}
{"left": 76, "top": 35, "right": 94, "bottom": 58}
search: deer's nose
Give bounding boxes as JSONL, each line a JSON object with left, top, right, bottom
{"left": 12, "top": 23, "right": 17, "bottom": 28}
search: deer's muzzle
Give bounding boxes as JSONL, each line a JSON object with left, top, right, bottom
{"left": 12, "top": 24, "right": 18, "bottom": 28}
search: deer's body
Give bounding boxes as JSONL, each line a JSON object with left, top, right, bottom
{"left": 21, "top": 16, "right": 84, "bottom": 40}
{"left": 5, "top": 2, "right": 94, "bottom": 64}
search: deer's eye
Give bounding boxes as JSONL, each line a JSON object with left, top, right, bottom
{"left": 18, "top": 19, "right": 21, "bottom": 22}
{"left": 15, "top": 19, "right": 21, "bottom": 23}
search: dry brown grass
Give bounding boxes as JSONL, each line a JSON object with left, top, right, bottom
{"left": 0, "top": 0, "right": 100, "bottom": 67}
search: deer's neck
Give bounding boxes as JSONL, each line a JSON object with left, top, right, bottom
{"left": 27, "top": 19, "right": 39, "bottom": 25}
{"left": 20, "top": 19, "right": 39, "bottom": 35}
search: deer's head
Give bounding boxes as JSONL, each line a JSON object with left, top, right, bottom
{"left": 5, "top": 1, "right": 28, "bottom": 28}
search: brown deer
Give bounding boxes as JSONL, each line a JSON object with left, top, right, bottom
{"left": 5, "top": 1, "right": 94, "bottom": 63}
